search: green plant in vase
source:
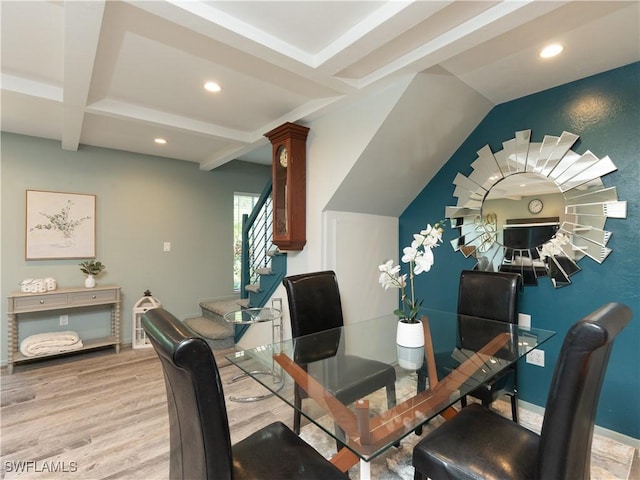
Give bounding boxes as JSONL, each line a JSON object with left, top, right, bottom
{"left": 79, "top": 260, "right": 106, "bottom": 288}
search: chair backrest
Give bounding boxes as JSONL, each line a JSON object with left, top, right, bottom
{"left": 283, "top": 270, "right": 344, "bottom": 338}
{"left": 537, "top": 302, "right": 632, "bottom": 480}
{"left": 142, "top": 307, "right": 233, "bottom": 480}
{"left": 457, "top": 269, "right": 521, "bottom": 322}
{"left": 457, "top": 270, "right": 522, "bottom": 357}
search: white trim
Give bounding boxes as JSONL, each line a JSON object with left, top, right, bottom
{"left": 518, "top": 400, "right": 640, "bottom": 450}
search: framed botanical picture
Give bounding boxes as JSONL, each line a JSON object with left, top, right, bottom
{"left": 25, "top": 190, "right": 96, "bottom": 260}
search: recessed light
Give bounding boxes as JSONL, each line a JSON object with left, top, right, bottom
{"left": 540, "top": 44, "right": 563, "bottom": 59}
{"left": 154, "top": 138, "right": 167, "bottom": 144}
{"left": 204, "top": 81, "right": 222, "bottom": 93}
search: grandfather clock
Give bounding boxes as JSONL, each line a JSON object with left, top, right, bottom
{"left": 264, "top": 122, "right": 309, "bottom": 251}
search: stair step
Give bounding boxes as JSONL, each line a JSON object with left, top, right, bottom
{"left": 200, "top": 298, "right": 248, "bottom": 318}
{"left": 182, "top": 298, "right": 251, "bottom": 351}
{"left": 255, "top": 267, "right": 272, "bottom": 275}
{"left": 245, "top": 284, "right": 260, "bottom": 293}
{"left": 183, "top": 316, "right": 234, "bottom": 350}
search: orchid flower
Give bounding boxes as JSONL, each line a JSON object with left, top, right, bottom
{"left": 378, "top": 221, "right": 445, "bottom": 322}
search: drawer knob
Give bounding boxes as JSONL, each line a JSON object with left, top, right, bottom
{"left": 39, "top": 300, "right": 45, "bottom": 304}
{"left": 92, "top": 295, "right": 97, "bottom": 299}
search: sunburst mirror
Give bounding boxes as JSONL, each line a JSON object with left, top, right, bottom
{"left": 445, "top": 130, "right": 627, "bottom": 288}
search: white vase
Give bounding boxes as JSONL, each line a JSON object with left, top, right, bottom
{"left": 396, "top": 319, "right": 425, "bottom": 370}
{"left": 85, "top": 275, "right": 96, "bottom": 288}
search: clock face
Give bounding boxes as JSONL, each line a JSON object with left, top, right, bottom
{"left": 528, "top": 199, "right": 543, "bottom": 214}
{"left": 278, "top": 146, "right": 288, "bottom": 168}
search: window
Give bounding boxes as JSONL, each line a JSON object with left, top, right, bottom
{"left": 234, "top": 193, "right": 260, "bottom": 291}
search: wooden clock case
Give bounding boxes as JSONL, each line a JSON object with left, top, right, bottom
{"left": 264, "top": 122, "right": 309, "bottom": 251}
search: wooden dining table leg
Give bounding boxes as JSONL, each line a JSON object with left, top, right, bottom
{"left": 273, "top": 328, "right": 511, "bottom": 474}
{"left": 330, "top": 448, "right": 360, "bottom": 472}
{"left": 422, "top": 315, "right": 458, "bottom": 420}
{"left": 273, "top": 352, "right": 361, "bottom": 473}
{"left": 356, "top": 399, "right": 371, "bottom": 445}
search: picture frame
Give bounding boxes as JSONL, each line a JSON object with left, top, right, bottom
{"left": 25, "top": 190, "right": 96, "bottom": 260}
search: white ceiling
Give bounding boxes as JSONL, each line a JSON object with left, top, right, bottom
{"left": 2, "top": 1, "right": 639, "bottom": 170}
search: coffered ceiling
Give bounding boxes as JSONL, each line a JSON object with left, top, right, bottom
{"left": 1, "top": 1, "right": 638, "bottom": 170}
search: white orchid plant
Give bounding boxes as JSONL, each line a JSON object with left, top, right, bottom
{"left": 378, "top": 222, "right": 445, "bottom": 323}
{"left": 538, "top": 231, "right": 570, "bottom": 260}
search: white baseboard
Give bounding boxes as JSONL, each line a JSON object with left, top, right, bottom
{"left": 519, "top": 400, "right": 640, "bottom": 450}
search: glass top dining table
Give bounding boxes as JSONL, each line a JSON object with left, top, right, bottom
{"left": 226, "top": 308, "right": 555, "bottom": 476}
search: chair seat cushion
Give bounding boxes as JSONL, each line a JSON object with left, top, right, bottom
{"left": 413, "top": 404, "right": 539, "bottom": 480}
{"left": 419, "top": 353, "right": 515, "bottom": 402}
{"left": 467, "top": 368, "right": 515, "bottom": 402}
{"left": 233, "top": 421, "right": 347, "bottom": 479}
{"left": 328, "top": 355, "right": 396, "bottom": 403}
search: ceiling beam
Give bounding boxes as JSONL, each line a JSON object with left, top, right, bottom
{"left": 61, "top": 1, "right": 105, "bottom": 151}
{"left": 353, "top": 0, "right": 566, "bottom": 88}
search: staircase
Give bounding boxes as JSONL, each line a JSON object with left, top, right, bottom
{"left": 242, "top": 248, "right": 286, "bottom": 308}
{"left": 183, "top": 180, "right": 286, "bottom": 347}
{"left": 183, "top": 298, "right": 247, "bottom": 349}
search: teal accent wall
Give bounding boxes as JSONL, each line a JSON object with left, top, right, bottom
{"left": 1, "top": 133, "right": 270, "bottom": 361}
{"left": 401, "top": 62, "right": 639, "bottom": 439}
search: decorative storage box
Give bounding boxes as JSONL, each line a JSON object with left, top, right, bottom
{"left": 132, "top": 292, "right": 161, "bottom": 349}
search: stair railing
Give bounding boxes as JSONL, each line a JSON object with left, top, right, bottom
{"left": 240, "top": 179, "right": 274, "bottom": 301}
{"left": 238, "top": 179, "right": 289, "bottom": 342}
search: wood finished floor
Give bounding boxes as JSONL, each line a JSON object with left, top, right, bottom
{"left": 0, "top": 347, "right": 294, "bottom": 479}
{"left": 1, "top": 347, "right": 638, "bottom": 479}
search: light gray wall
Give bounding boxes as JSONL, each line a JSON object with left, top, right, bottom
{"left": 1, "top": 132, "right": 270, "bottom": 363}
{"left": 242, "top": 70, "right": 491, "bottom": 347}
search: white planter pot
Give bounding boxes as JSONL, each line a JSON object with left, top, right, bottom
{"left": 396, "top": 319, "right": 425, "bottom": 370}
{"left": 85, "top": 275, "right": 96, "bottom": 288}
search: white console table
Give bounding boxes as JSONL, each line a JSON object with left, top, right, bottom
{"left": 6, "top": 285, "right": 121, "bottom": 374}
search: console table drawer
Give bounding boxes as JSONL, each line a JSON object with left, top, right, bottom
{"left": 13, "top": 293, "right": 68, "bottom": 312}
{"left": 70, "top": 289, "right": 117, "bottom": 305}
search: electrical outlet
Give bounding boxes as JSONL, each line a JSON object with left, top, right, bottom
{"left": 59, "top": 314, "right": 69, "bottom": 326}
{"left": 526, "top": 348, "right": 545, "bottom": 367}
{"left": 518, "top": 313, "right": 531, "bottom": 328}
{"left": 163, "top": 241, "right": 171, "bottom": 252}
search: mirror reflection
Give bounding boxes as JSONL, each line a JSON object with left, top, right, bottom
{"left": 446, "top": 130, "right": 626, "bottom": 288}
{"left": 483, "top": 173, "right": 563, "bottom": 248}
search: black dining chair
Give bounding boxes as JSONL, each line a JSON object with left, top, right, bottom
{"left": 417, "top": 269, "right": 522, "bottom": 425}
{"left": 412, "top": 302, "right": 632, "bottom": 480}
{"left": 142, "top": 307, "right": 348, "bottom": 480}
{"left": 283, "top": 271, "right": 397, "bottom": 448}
